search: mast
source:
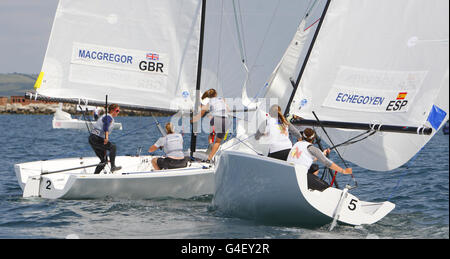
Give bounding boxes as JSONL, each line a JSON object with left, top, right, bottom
{"left": 190, "top": 0, "right": 207, "bottom": 157}
{"left": 284, "top": 0, "right": 331, "bottom": 117}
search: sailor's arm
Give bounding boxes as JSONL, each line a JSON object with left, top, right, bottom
{"left": 104, "top": 131, "right": 109, "bottom": 144}
{"left": 288, "top": 123, "right": 302, "bottom": 141}
{"left": 148, "top": 145, "right": 159, "bottom": 153}
{"left": 149, "top": 137, "right": 164, "bottom": 153}
{"left": 308, "top": 146, "right": 352, "bottom": 174}
{"left": 191, "top": 104, "right": 208, "bottom": 123}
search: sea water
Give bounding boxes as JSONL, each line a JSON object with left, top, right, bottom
{"left": 0, "top": 114, "right": 448, "bottom": 239}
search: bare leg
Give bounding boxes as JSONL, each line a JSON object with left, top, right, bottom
{"left": 152, "top": 157, "right": 160, "bottom": 170}
{"left": 207, "top": 138, "right": 222, "bottom": 161}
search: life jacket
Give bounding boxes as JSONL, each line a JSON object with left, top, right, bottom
{"left": 160, "top": 133, "right": 184, "bottom": 158}
{"left": 208, "top": 97, "right": 227, "bottom": 117}
{"left": 287, "top": 141, "right": 315, "bottom": 168}
{"left": 91, "top": 114, "right": 114, "bottom": 138}
{"left": 266, "top": 117, "right": 292, "bottom": 153}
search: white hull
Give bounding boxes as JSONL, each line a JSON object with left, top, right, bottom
{"left": 213, "top": 151, "right": 395, "bottom": 227}
{"left": 15, "top": 155, "right": 214, "bottom": 200}
{"left": 52, "top": 118, "right": 123, "bottom": 131}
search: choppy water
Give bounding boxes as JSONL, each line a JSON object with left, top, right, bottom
{"left": 0, "top": 114, "right": 448, "bottom": 239}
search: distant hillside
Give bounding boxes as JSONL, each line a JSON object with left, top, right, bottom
{"left": 0, "top": 73, "right": 37, "bottom": 97}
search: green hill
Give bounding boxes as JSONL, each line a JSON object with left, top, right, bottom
{"left": 0, "top": 73, "right": 37, "bottom": 97}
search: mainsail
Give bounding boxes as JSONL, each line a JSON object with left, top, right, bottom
{"left": 34, "top": 0, "right": 204, "bottom": 113}
{"left": 201, "top": 0, "right": 314, "bottom": 101}
{"left": 287, "top": 0, "right": 449, "bottom": 171}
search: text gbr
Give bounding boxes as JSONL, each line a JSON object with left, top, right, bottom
{"left": 139, "top": 61, "right": 164, "bottom": 73}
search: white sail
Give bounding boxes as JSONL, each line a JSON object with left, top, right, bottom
{"left": 201, "top": 0, "right": 313, "bottom": 101}
{"left": 36, "top": 0, "right": 203, "bottom": 111}
{"left": 263, "top": 19, "right": 311, "bottom": 112}
{"left": 289, "top": 0, "right": 449, "bottom": 171}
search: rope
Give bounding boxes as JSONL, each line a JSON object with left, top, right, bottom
{"left": 220, "top": 133, "right": 263, "bottom": 156}
{"left": 232, "top": 0, "right": 247, "bottom": 63}
{"left": 312, "top": 111, "right": 357, "bottom": 188}
{"left": 329, "top": 129, "right": 377, "bottom": 150}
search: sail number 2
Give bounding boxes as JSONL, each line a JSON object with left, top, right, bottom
{"left": 46, "top": 180, "right": 52, "bottom": 190}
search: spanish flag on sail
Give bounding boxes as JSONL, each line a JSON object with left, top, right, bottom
{"left": 396, "top": 92, "right": 407, "bottom": 100}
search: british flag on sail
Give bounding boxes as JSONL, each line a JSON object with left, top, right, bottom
{"left": 146, "top": 53, "right": 159, "bottom": 61}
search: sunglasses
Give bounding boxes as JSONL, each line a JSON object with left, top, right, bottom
{"left": 115, "top": 109, "right": 120, "bottom": 113}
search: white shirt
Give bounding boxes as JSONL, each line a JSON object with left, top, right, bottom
{"left": 287, "top": 141, "right": 315, "bottom": 168}
{"left": 265, "top": 117, "right": 293, "bottom": 153}
{"left": 204, "top": 97, "right": 228, "bottom": 117}
{"left": 154, "top": 133, "right": 184, "bottom": 158}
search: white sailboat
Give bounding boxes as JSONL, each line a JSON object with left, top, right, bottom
{"left": 213, "top": 0, "right": 449, "bottom": 227}
{"left": 17, "top": 0, "right": 213, "bottom": 199}
{"left": 52, "top": 104, "right": 123, "bottom": 131}
{"left": 16, "top": 0, "right": 306, "bottom": 199}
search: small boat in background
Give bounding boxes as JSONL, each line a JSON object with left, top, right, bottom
{"left": 444, "top": 120, "right": 449, "bottom": 135}
{"left": 52, "top": 104, "right": 123, "bottom": 131}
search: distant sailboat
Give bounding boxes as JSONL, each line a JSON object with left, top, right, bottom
{"left": 213, "top": 0, "right": 449, "bottom": 228}
{"left": 52, "top": 103, "right": 123, "bottom": 131}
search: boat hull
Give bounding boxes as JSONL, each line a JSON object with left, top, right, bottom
{"left": 15, "top": 155, "right": 214, "bottom": 200}
{"left": 213, "top": 151, "right": 395, "bottom": 227}
{"left": 52, "top": 118, "right": 123, "bottom": 131}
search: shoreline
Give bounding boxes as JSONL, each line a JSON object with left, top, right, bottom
{"left": 0, "top": 103, "right": 170, "bottom": 117}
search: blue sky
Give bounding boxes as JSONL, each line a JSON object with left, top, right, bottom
{"left": 0, "top": 0, "right": 58, "bottom": 74}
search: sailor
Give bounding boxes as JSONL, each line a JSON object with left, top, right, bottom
{"left": 255, "top": 105, "right": 302, "bottom": 161}
{"left": 149, "top": 122, "right": 188, "bottom": 170}
{"left": 88, "top": 103, "right": 122, "bottom": 174}
{"left": 287, "top": 128, "right": 352, "bottom": 175}
{"left": 191, "top": 88, "right": 230, "bottom": 162}
{"left": 93, "top": 106, "right": 99, "bottom": 121}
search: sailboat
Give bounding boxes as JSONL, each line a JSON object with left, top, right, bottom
{"left": 16, "top": 0, "right": 215, "bottom": 199}
{"left": 52, "top": 103, "right": 123, "bottom": 131}
{"left": 213, "top": 0, "right": 449, "bottom": 227}
{"left": 15, "top": 0, "right": 305, "bottom": 199}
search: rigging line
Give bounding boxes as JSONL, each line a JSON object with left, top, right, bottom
{"left": 312, "top": 111, "right": 358, "bottom": 188}
{"left": 115, "top": 122, "right": 157, "bottom": 140}
{"left": 304, "top": 17, "right": 321, "bottom": 32}
{"left": 248, "top": 0, "right": 281, "bottom": 76}
{"left": 232, "top": 0, "right": 246, "bottom": 63}
{"left": 312, "top": 112, "right": 348, "bottom": 168}
{"left": 216, "top": 0, "right": 225, "bottom": 93}
{"left": 305, "top": 0, "right": 320, "bottom": 18}
{"left": 78, "top": 105, "right": 93, "bottom": 134}
{"left": 237, "top": 0, "right": 248, "bottom": 63}
{"left": 284, "top": 0, "right": 331, "bottom": 116}
{"left": 221, "top": 133, "right": 262, "bottom": 156}
{"left": 329, "top": 130, "right": 377, "bottom": 150}
{"left": 315, "top": 135, "right": 340, "bottom": 189}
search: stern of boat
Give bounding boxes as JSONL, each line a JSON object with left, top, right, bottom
{"left": 213, "top": 150, "right": 395, "bottom": 227}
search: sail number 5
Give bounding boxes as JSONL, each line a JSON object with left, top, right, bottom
{"left": 348, "top": 199, "right": 358, "bottom": 211}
